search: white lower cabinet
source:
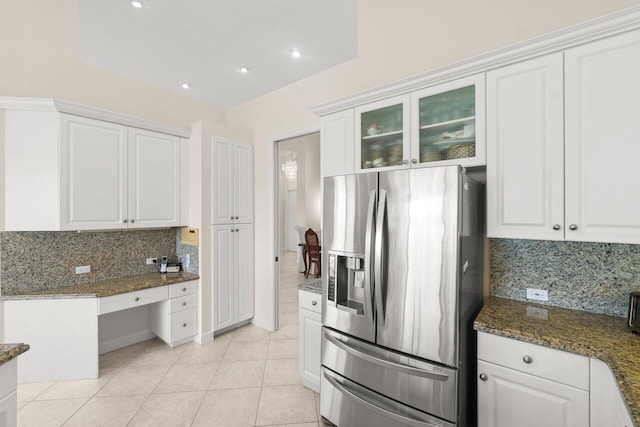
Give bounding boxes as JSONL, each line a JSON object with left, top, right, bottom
{"left": 477, "top": 332, "right": 590, "bottom": 427}
{"left": 150, "top": 281, "right": 198, "bottom": 347}
{"left": 298, "top": 289, "right": 322, "bottom": 392}
{"left": 212, "top": 224, "right": 254, "bottom": 331}
{"left": 591, "top": 358, "right": 634, "bottom": 427}
{"left": 0, "top": 359, "right": 18, "bottom": 427}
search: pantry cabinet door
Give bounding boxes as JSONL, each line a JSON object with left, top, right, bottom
{"left": 128, "top": 128, "right": 181, "bottom": 228}
{"left": 486, "top": 53, "right": 564, "bottom": 240}
{"left": 234, "top": 142, "right": 254, "bottom": 224}
{"left": 60, "top": 114, "right": 128, "bottom": 230}
{"left": 565, "top": 30, "right": 640, "bottom": 244}
{"left": 213, "top": 225, "right": 235, "bottom": 331}
{"left": 234, "top": 223, "right": 254, "bottom": 323}
{"left": 212, "top": 138, "right": 235, "bottom": 225}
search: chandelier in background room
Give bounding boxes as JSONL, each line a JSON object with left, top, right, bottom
{"left": 282, "top": 153, "right": 298, "bottom": 182}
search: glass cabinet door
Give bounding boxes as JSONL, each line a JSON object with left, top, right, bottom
{"left": 411, "top": 74, "right": 485, "bottom": 167}
{"left": 355, "top": 95, "right": 410, "bottom": 171}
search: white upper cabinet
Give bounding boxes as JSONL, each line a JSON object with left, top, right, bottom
{"left": 487, "top": 53, "right": 565, "bottom": 240}
{"left": 411, "top": 74, "right": 486, "bottom": 168}
{"left": 488, "top": 29, "right": 640, "bottom": 244}
{"left": 211, "top": 138, "right": 253, "bottom": 225}
{"left": 1, "top": 98, "right": 189, "bottom": 231}
{"left": 355, "top": 94, "right": 411, "bottom": 172}
{"left": 127, "top": 127, "right": 181, "bottom": 228}
{"left": 60, "top": 114, "right": 128, "bottom": 230}
{"left": 564, "top": 30, "right": 640, "bottom": 244}
{"left": 321, "top": 109, "right": 354, "bottom": 178}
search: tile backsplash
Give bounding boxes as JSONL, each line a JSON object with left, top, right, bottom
{"left": 490, "top": 239, "right": 640, "bottom": 318}
{"left": 0, "top": 229, "right": 188, "bottom": 295}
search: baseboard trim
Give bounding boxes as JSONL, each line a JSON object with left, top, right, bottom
{"left": 99, "top": 330, "right": 155, "bottom": 355}
{"left": 195, "top": 331, "right": 214, "bottom": 344}
{"left": 251, "top": 316, "right": 275, "bottom": 332}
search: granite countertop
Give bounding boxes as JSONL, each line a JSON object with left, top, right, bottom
{"left": 299, "top": 278, "right": 322, "bottom": 294}
{"left": 1, "top": 272, "right": 200, "bottom": 300}
{"left": 0, "top": 343, "right": 30, "bottom": 366}
{"left": 475, "top": 296, "right": 640, "bottom": 425}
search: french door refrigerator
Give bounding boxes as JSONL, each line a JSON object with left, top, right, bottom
{"left": 321, "top": 166, "right": 484, "bottom": 427}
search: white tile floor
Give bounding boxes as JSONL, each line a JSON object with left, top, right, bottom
{"left": 17, "top": 252, "right": 329, "bottom": 427}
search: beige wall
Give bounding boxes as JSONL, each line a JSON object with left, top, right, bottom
{"left": 0, "top": 1, "right": 225, "bottom": 128}
{"left": 226, "top": 0, "right": 638, "bottom": 327}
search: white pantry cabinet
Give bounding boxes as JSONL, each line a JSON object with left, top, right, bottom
{"left": 212, "top": 223, "right": 254, "bottom": 331}
{"left": 590, "top": 358, "right": 634, "bottom": 427}
{"left": 298, "top": 289, "right": 322, "bottom": 392}
{"left": 1, "top": 98, "right": 189, "bottom": 231}
{"left": 477, "top": 332, "right": 590, "bottom": 427}
{"left": 211, "top": 138, "right": 253, "bottom": 225}
{"left": 488, "top": 29, "right": 640, "bottom": 244}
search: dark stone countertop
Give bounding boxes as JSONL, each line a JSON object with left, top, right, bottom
{"left": 1, "top": 272, "right": 199, "bottom": 299}
{"left": 0, "top": 343, "right": 30, "bottom": 366}
{"left": 475, "top": 296, "right": 640, "bottom": 425}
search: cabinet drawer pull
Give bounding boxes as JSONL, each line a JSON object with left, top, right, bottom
{"left": 230, "top": 216, "right": 233, "bottom": 220}
{"left": 131, "top": 219, "right": 135, "bottom": 223}
{"left": 479, "top": 373, "right": 488, "bottom": 381}
{"left": 183, "top": 287, "right": 187, "bottom": 292}
{"left": 523, "top": 355, "right": 533, "bottom": 364}
{"left": 123, "top": 219, "right": 128, "bottom": 223}
{"left": 403, "top": 159, "right": 408, "bottom": 165}
{"left": 311, "top": 300, "right": 318, "bottom": 306}
{"left": 182, "top": 323, "right": 187, "bottom": 327}
{"left": 182, "top": 302, "right": 187, "bottom": 306}
{"left": 553, "top": 224, "right": 561, "bottom": 230}
{"left": 569, "top": 224, "right": 578, "bottom": 231}
{"left": 135, "top": 297, "right": 140, "bottom": 302}
{"left": 411, "top": 159, "right": 417, "bottom": 164}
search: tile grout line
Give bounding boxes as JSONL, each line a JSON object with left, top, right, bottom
{"left": 188, "top": 340, "right": 228, "bottom": 426}
{"left": 252, "top": 332, "right": 271, "bottom": 427}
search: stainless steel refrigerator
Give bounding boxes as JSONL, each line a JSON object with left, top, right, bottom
{"left": 320, "top": 166, "right": 484, "bottom": 427}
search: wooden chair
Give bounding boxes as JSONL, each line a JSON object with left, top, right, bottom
{"left": 304, "top": 228, "right": 321, "bottom": 278}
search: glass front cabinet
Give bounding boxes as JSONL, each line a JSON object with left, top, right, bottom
{"left": 354, "top": 74, "right": 485, "bottom": 172}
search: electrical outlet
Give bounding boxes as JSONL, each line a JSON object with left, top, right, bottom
{"left": 75, "top": 265, "right": 91, "bottom": 274}
{"left": 526, "top": 288, "right": 549, "bottom": 301}
{"left": 146, "top": 257, "right": 157, "bottom": 265}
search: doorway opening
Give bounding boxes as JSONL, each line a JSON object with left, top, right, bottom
{"left": 274, "top": 132, "right": 321, "bottom": 331}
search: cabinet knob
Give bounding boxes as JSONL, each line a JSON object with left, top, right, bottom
{"left": 230, "top": 216, "right": 234, "bottom": 220}
{"left": 235, "top": 216, "right": 239, "bottom": 220}
{"left": 569, "top": 224, "right": 578, "bottom": 231}
{"left": 553, "top": 224, "right": 561, "bottom": 230}
{"left": 479, "top": 373, "right": 488, "bottom": 381}
{"left": 123, "top": 219, "right": 128, "bottom": 223}
{"left": 135, "top": 297, "right": 140, "bottom": 302}
{"left": 182, "top": 323, "right": 187, "bottom": 327}
{"left": 411, "top": 159, "right": 418, "bottom": 164}
{"left": 312, "top": 300, "right": 317, "bottom": 306}
{"left": 523, "top": 355, "right": 533, "bottom": 364}
{"left": 183, "top": 287, "right": 187, "bottom": 292}
{"left": 131, "top": 219, "right": 135, "bottom": 223}
{"left": 182, "top": 302, "right": 187, "bottom": 306}
{"left": 231, "top": 229, "right": 234, "bottom": 233}
{"left": 403, "top": 159, "right": 409, "bottom": 165}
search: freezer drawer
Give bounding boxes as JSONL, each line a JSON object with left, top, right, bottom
{"left": 321, "top": 327, "right": 458, "bottom": 422}
{"left": 321, "top": 367, "right": 455, "bottom": 427}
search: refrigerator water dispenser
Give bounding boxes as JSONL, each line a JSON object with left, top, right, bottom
{"left": 327, "top": 252, "right": 365, "bottom": 315}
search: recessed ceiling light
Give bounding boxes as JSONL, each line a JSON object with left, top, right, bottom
{"left": 131, "top": 1, "right": 143, "bottom": 8}
{"left": 239, "top": 66, "right": 249, "bottom": 74}
{"left": 291, "top": 49, "right": 302, "bottom": 58}
{"left": 181, "top": 83, "right": 190, "bottom": 89}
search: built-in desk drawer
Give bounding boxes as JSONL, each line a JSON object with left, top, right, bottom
{"left": 98, "top": 286, "right": 168, "bottom": 315}
{"left": 299, "top": 289, "right": 321, "bottom": 314}
{"left": 170, "top": 308, "right": 196, "bottom": 342}
{"left": 169, "top": 281, "right": 197, "bottom": 298}
{"left": 170, "top": 294, "right": 197, "bottom": 314}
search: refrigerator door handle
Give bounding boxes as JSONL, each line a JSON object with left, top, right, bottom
{"left": 323, "top": 371, "right": 444, "bottom": 427}
{"left": 374, "top": 189, "right": 387, "bottom": 323}
{"left": 324, "top": 332, "right": 449, "bottom": 381}
{"left": 364, "top": 189, "right": 377, "bottom": 323}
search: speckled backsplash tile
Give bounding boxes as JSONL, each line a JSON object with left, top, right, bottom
{"left": 490, "top": 239, "right": 640, "bottom": 318}
{"left": 176, "top": 230, "right": 199, "bottom": 275}
{"left": 0, "top": 229, "right": 179, "bottom": 295}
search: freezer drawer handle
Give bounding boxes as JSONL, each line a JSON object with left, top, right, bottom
{"left": 323, "top": 371, "right": 441, "bottom": 427}
{"left": 325, "top": 332, "right": 448, "bottom": 381}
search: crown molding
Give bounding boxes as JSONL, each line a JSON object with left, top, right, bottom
{"left": 0, "top": 97, "right": 191, "bottom": 138}
{"left": 312, "top": 4, "right": 640, "bottom": 117}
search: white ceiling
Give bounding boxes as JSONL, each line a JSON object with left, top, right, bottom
{"left": 77, "top": 0, "right": 357, "bottom": 107}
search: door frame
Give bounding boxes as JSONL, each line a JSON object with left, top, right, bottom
{"left": 285, "top": 189, "right": 298, "bottom": 252}
{"left": 271, "top": 126, "right": 319, "bottom": 331}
